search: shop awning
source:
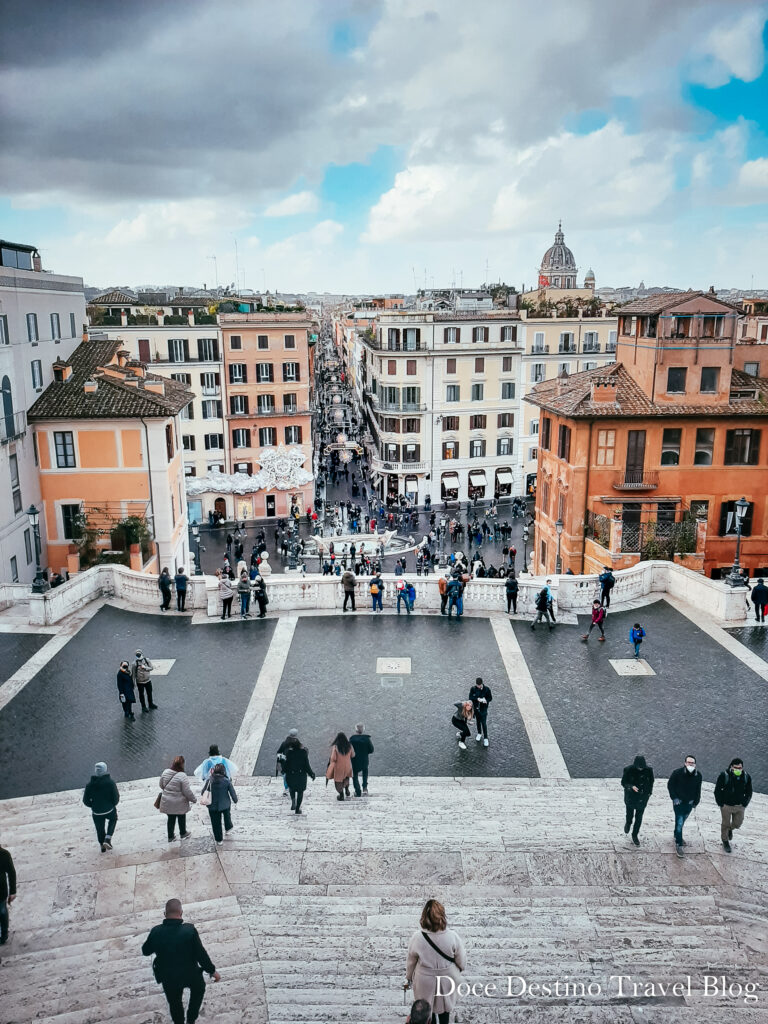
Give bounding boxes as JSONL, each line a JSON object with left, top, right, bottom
{"left": 495, "top": 468, "right": 514, "bottom": 485}
{"left": 441, "top": 472, "right": 460, "bottom": 486}
{"left": 468, "top": 470, "right": 487, "bottom": 486}
{"left": 405, "top": 475, "right": 419, "bottom": 487}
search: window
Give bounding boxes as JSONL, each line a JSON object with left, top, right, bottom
{"left": 407, "top": 359, "right": 417, "bottom": 375}
{"left": 529, "top": 447, "right": 538, "bottom": 460}
{"left": 558, "top": 362, "right": 571, "bottom": 376}
{"left": 229, "top": 363, "right": 247, "bottom": 383}
{"left": 442, "top": 441, "right": 459, "bottom": 459}
{"left": 257, "top": 394, "right": 276, "bottom": 414}
{"left": 581, "top": 362, "right": 598, "bottom": 371}
{"left": 50, "top": 313, "right": 61, "bottom": 340}
{"left": 70, "top": 312, "right": 77, "bottom": 338}
{"left": 387, "top": 328, "right": 400, "bottom": 350}
{"left": 540, "top": 417, "right": 551, "bottom": 450}
{"left": 403, "top": 327, "right": 420, "bottom": 350}
{"left": 498, "top": 413, "right": 514, "bottom": 428}
{"left": 469, "top": 415, "right": 486, "bottom": 429}
{"left": 230, "top": 335, "right": 242, "bottom": 350}
{"left": 608, "top": 330, "right": 617, "bottom": 350}
{"left": 384, "top": 443, "right": 400, "bottom": 461}
{"left": 283, "top": 393, "right": 298, "bottom": 413}
{"left": 557, "top": 425, "right": 571, "bottom": 461}
{"left": 719, "top": 500, "right": 754, "bottom": 537}
{"left": 204, "top": 433, "right": 224, "bottom": 450}
{"left": 540, "top": 540, "right": 547, "bottom": 567}
{"left": 283, "top": 362, "right": 300, "bottom": 382}
{"left": 559, "top": 332, "right": 575, "bottom": 352}
{"left": 256, "top": 362, "right": 274, "bottom": 383}
{"left": 201, "top": 399, "right": 221, "bottom": 419}
{"left": 497, "top": 437, "right": 513, "bottom": 455}
{"left": 724, "top": 428, "right": 760, "bottom": 465}
{"left": 744, "top": 361, "right": 759, "bottom": 377}
{"left": 690, "top": 499, "right": 709, "bottom": 521}
{"left": 388, "top": 359, "right": 397, "bottom": 375}
{"left": 259, "top": 427, "right": 277, "bottom": 446}
{"left": 182, "top": 434, "right": 196, "bottom": 451}
{"left": 257, "top": 335, "right": 269, "bottom": 350}
{"left": 471, "top": 383, "right": 484, "bottom": 401}
{"left": 284, "top": 334, "right": 296, "bottom": 349}
{"left": 54, "top": 430, "right": 76, "bottom": 467}
{"left": 702, "top": 315, "right": 724, "bottom": 338}
{"left": 502, "top": 356, "right": 513, "bottom": 372}
{"left": 230, "top": 395, "right": 249, "bottom": 415}
{"left": 285, "top": 425, "right": 302, "bottom": 444}
{"left": 531, "top": 420, "right": 539, "bottom": 435}
{"left": 501, "top": 382, "right": 515, "bottom": 400}
{"left": 446, "top": 385, "right": 460, "bottom": 402}
{"left": 403, "top": 443, "right": 420, "bottom": 462}
{"left": 232, "top": 428, "right": 251, "bottom": 448}
{"left": 596, "top": 428, "right": 615, "bottom": 466}
{"left": 180, "top": 401, "right": 194, "bottom": 421}
{"left": 475, "top": 357, "right": 485, "bottom": 373}
{"left": 531, "top": 363, "right": 545, "bottom": 383}
{"left": 666, "top": 366, "right": 687, "bottom": 393}
{"left": 532, "top": 331, "right": 546, "bottom": 353}
{"left": 200, "top": 371, "right": 219, "bottom": 393}
{"left": 443, "top": 327, "right": 460, "bottom": 344}
{"left": 402, "top": 386, "right": 420, "bottom": 408}
{"left": 501, "top": 325, "right": 517, "bottom": 342}
{"left": 583, "top": 331, "right": 598, "bottom": 351}
{"left": 700, "top": 367, "right": 719, "bottom": 393}
{"left": 382, "top": 385, "right": 399, "bottom": 408}
{"left": 470, "top": 439, "right": 486, "bottom": 457}
{"left": 403, "top": 418, "right": 420, "bottom": 433}
{"left": 472, "top": 326, "right": 488, "bottom": 343}
{"left": 235, "top": 462, "right": 252, "bottom": 475}
{"left": 9, "top": 453, "right": 21, "bottom": 513}
{"left": 26, "top": 313, "right": 38, "bottom": 342}
{"left": 661, "top": 428, "right": 682, "bottom": 466}
{"left": 0, "top": 315, "right": 8, "bottom": 345}
{"left": 184, "top": 465, "right": 196, "bottom": 477}
{"left": 694, "top": 428, "right": 715, "bottom": 465}
{"left": 168, "top": 338, "right": 189, "bottom": 362}
{"left": 171, "top": 372, "right": 191, "bottom": 385}
{"left": 165, "top": 424, "right": 174, "bottom": 460}
{"left": 196, "top": 337, "right": 219, "bottom": 361}
{"left": 446, "top": 358, "right": 457, "bottom": 374}
{"left": 383, "top": 417, "right": 400, "bottom": 433}
{"left": 208, "top": 462, "right": 225, "bottom": 472}
{"left": 24, "top": 528, "right": 32, "bottom": 564}
{"left": 31, "top": 359, "right": 43, "bottom": 390}
{"left": 10, "top": 557, "right": 18, "bottom": 583}
{"left": 442, "top": 416, "right": 459, "bottom": 431}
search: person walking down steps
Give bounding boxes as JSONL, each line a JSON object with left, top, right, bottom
{"left": 83, "top": 762, "right": 120, "bottom": 853}
{"left": 203, "top": 763, "right": 237, "bottom": 846}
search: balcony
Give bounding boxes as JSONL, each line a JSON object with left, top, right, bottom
{"left": 582, "top": 343, "right": 601, "bottom": 354}
{"left": 201, "top": 386, "right": 221, "bottom": 397}
{"left": 613, "top": 470, "right": 659, "bottom": 491}
{"left": 376, "top": 399, "right": 427, "bottom": 413}
{"left": 226, "top": 405, "right": 310, "bottom": 420}
{"left": 558, "top": 343, "right": 578, "bottom": 354}
{"left": 531, "top": 344, "right": 549, "bottom": 354}
{"left": 0, "top": 410, "right": 26, "bottom": 444}
{"left": 605, "top": 342, "right": 617, "bottom": 353}
{"left": 371, "top": 456, "right": 427, "bottom": 474}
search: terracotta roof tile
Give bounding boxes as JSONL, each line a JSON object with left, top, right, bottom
{"left": 619, "top": 290, "right": 743, "bottom": 314}
{"left": 90, "top": 289, "right": 138, "bottom": 305}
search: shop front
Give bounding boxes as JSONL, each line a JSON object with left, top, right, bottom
{"left": 495, "top": 467, "right": 514, "bottom": 498}
{"left": 468, "top": 469, "right": 487, "bottom": 500}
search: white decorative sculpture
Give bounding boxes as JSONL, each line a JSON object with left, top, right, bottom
{"left": 185, "top": 447, "right": 313, "bottom": 497}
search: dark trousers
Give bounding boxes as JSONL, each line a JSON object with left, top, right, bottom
{"left": 221, "top": 596, "right": 233, "bottom": 619}
{"left": 166, "top": 813, "right": 188, "bottom": 841}
{"left": 289, "top": 787, "right": 305, "bottom": 811}
{"left": 92, "top": 809, "right": 118, "bottom": 845}
{"left": 256, "top": 597, "right": 267, "bottom": 617}
{"left": 208, "top": 807, "right": 232, "bottom": 842}
{"left": 506, "top": 593, "right": 517, "bottom": 613}
{"left": 162, "top": 975, "right": 206, "bottom": 1024}
{"left": 440, "top": 593, "right": 448, "bottom": 614}
{"left": 137, "top": 681, "right": 154, "bottom": 710}
{"left": 397, "top": 592, "right": 411, "bottom": 615}
{"left": 176, "top": 590, "right": 187, "bottom": 611}
{"left": 475, "top": 710, "right": 488, "bottom": 738}
{"left": 343, "top": 590, "right": 356, "bottom": 610}
{"left": 452, "top": 715, "right": 471, "bottom": 741}
{"left": 588, "top": 620, "right": 605, "bottom": 638}
{"left": 121, "top": 699, "right": 134, "bottom": 718}
{"left": 601, "top": 587, "right": 611, "bottom": 608}
{"left": 433, "top": 1012, "right": 449, "bottom": 1024}
{"left": 160, "top": 588, "right": 172, "bottom": 610}
{"left": 0, "top": 899, "right": 9, "bottom": 942}
{"left": 673, "top": 801, "right": 694, "bottom": 845}
{"left": 624, "top": 797, "right": 645, "bottom": 837}
{"left": 755, "top": 603, "right": 766, "bottom": 622}
{"left": 353, "top": 765, "right": 369, "bottom": 795}
{"left": 240, "top": 592, "right": 250, "bottom": 615}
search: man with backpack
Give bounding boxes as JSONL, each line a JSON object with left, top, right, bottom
{"left": 714, "top": 758, "right": 753, "bottom": 853}
{"left": 531, "top": 587, "right": 554, "bottom": 631}
{"left": 599, "top": 566, "right": 616, "bottom": 608}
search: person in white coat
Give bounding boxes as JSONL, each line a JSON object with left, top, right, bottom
{"left": 406, "top": 899, "right": 466, "bottom": 1024}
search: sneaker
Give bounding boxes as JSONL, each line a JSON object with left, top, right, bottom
{"left": 456, "top": 731, "right": 462, "bottom": 740}
{"left": 168, "top": 836, "right": 176, "bottom": 843}
{"left": 180, "top": 831, "right": 192, "bottom": 840}
{"left": 483, "top": 738, "right": 489, "bottom": 747}
{"left": 728, "top": 829, "right": 733, "bottom": 840}
{"left": 103, "top": 836, "right": 113, "bottom": 850}
{"left": 458, "top": 741, "right": 467, "bottom": 750}
{"left": 225, "top": 829, "right": 234, "bottom": 836}
{"left": 476, "top": 734, "right": 482, "bottom": 742}
{"left": 337, "top": 794, "right": 344, "bottom": 801}
{"left": 100, "top": 842, "right": 107, "bottom": 853}
{"left": 632, "top": 835, "right": 640, "bottom": 847}
{"left": 581, "top": 635, "right": 588, "bottom": 641}
{"left": 722, "top": 840, "right": 732, "bottom": 853}
{"left": 362, "top": 789, "right": 368, "bottom": 796}
{"left": 623, "top": 823, "right": 630, "bottom": 834}
{"left": 675, "top": 844, "right": 684, "bottom": 858}
{"left": 598, "top": 636, "right": 606, "bottom": 642}
{"left": 295, "top": 808, "right": 302, "bottom": 814}
{"left": 149, "top": 703, "right": 158, "bottom": 709}
{"left": 216, "top": 840, "right": 223, "bottom": 846}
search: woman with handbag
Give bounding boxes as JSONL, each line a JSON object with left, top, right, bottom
{"left": 406, "top": 899, "right": 466, "bottom": 1024}
{"left": 325, "top": 733, "right": 353, "bottom": 801}
{"left": 202, "top": 762, "right": 238, "bottom": 845}
{"left": 158, "top": 756, "right": 197, "bottom": 842}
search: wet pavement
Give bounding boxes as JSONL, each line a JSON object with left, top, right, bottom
{"left": 0, "top": 632, "right": 52, "bottom": 684}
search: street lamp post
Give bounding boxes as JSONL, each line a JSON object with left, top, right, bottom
{"left": 555, "top": 517, "right": 564, "bottom": 575}
{"left": 522, "top": 523, "right": 529, "bottom": 573}
{"left": 191, "top": 520, "right": 204, "bottom": 575}
{"left": 726, "top": 497, "right": 750, "bottom": 587}
{"left": 26, "top": 504, "right": 50, "bottom": 593}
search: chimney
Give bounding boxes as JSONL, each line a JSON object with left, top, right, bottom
{"left": 591, "top": 377, "right": 618, "bottom": 403}
{"left": 187, "top": 309, "right": 195, "bottom": 326}
{"left": 126, "top": 359, "right": 146, "bottom": 377}
{"left": 143, "top": 380, "right": 165, "bottom": 395}
{"left": 32, "top": 253, "right": 42, "bottom": 272}
{"left": 120, "top": 309, "right": 128, "bottom": 327}
{"left": 83, "top": 380, "right": 99, "bottom": 394}
{"left": 116, "top": 348, "right": 130, "bottom": 367}
{"left": 82, "top": 324, "right": 89, "bottom": 342}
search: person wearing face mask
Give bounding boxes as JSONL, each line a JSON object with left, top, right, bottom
{"left": 714, "top": 758, "right": 753, "bottom": 853}
{"left": 667, "top": 755, "right": 702, "bottom": 857}
{"left": 621, "top": 754, "right": 654, "bottom": 846}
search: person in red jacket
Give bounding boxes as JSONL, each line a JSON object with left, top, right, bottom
{"left": 581, "top": 600, "right": 606, "bottom": 642}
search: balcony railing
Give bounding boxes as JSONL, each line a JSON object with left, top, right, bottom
{"left": 0, "top": 410, "right": 26, "bottom": 444}
{"left": 558, "top": 343, "right": 578, "bottom": 353}
{"left": 531, "top": 344, "right": 549, "bottom": 354}
{"left": 201, "top": 386, "right": 221, "bottom": 397}
{"left": 582, "top": 343, "right": 601, "bottom": 353}
{"left": 371, "top": 456, "right": 427, "bottom": 474}
{"left": 226, "top": 406, "right": 309, "bottom": 420}
{"left": 377, "top": 400, "right": 427, "bottom": 413}
{"left": 605, "top": 342, "right": 617, "bottom": 353}
{"left": 613, "top": 470, "right": 659, "bottom": 490}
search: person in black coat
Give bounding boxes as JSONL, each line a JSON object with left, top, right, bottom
{"left": 714, "top": 757, "right": 753, "bottom": 852}
{"left": 468, "top": 678, "right": 493, "bottom": 745}
{"left": 667, "top": 755, "right": 702, "bottom": 856}
{"left": 252, "top": 575, "right": 268, "bottom": 618}
{"left": 117, "top": 660, "right": 136, "bottom": 720}
{"left": 158, "top": 567, "right": 173, "bottom": 611}
{"left": 0, "top": 844, "right": 17, "bottom": 945}
{"left": 282, "top": 736, "right": 316, "bottom": 814}
{"left": 350, "top": 724, "right": 374, "bottom": 797}
{"left": 505, "top": 573, "right": 518, "bottom": 614}
{"left": 83, "top": 762, "right": 120, "bottom": 852}
{"left": 751, "top": 578, "right": 768, "bottom": 622}
{"left": 142, "top": 898, "right": 220, "bottom": 1024}
{"left": 621, "top": 755, "right": 654, "bottom": 845}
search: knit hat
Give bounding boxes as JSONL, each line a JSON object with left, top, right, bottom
{"left": 95, "top": 762, "right": 108, "bottom": 776}
{"left": 288, "top": 729, "right": 299, "bottom": 737}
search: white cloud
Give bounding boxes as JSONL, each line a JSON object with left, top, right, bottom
{"left": 738, "top": 157, "right": 768, "bottom": 192}
{"left": 689, "top": 6, "right": 768, "bottom": 86}
{"left": 263, "top": 191, "right": 320, "bottom": 217}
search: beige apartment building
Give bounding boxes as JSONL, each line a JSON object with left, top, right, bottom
{"left": 357, "top": 311, "right": 523, "bottom": 504}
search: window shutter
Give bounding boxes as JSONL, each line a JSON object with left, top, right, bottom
{"left": 204, "top": 435, "right": 210, "bottom": 450}
{"left": 187, "top": 402, "right": 194, "bottom": 420}
{"left": 444, "top": 327, "right": 449, "bottom": 344}
{"left": 456, "top": 327, "right": 461, "bottom": 343}
{"left": 415, "top": 328, "right": 421, "bottom": 347}
{"left": 168, "top": 340, "right": 175, "bottom": 361}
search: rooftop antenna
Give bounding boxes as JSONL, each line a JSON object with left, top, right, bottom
{"left": 485, "top": 258, "right": 489, "bottom": 286}
{"left": 234, "top": 239, "right": 240, "bottom": 297}
{"left": 207, "top": 255, "right": 219, "bottom": 290}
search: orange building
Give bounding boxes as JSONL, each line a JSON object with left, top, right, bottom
{"left": 735, "top": 296, "right": 768, "bottom": 376}
{"left": 525, "top": 291, "right": 768, "bottom": 578}
{"left": 28, "top": 339, "right": 193, "bottom": 575}
{"left": 218, "top": 313, "right": 315, "bottom": 518}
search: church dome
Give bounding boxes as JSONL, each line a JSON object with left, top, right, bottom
{"left": 540, "top": 222, "right": 576, "bottom": 272}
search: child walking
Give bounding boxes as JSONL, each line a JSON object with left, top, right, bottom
{"left": 629, "top": 622, "right": 646, "bottom": 659}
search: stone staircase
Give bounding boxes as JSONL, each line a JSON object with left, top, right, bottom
{"left": 2, "top": 777, "right": 768, "bottom": 1022}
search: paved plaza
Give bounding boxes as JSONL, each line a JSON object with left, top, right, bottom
{"left": 2, "top": 592, "right": 768, "bottom": 1022}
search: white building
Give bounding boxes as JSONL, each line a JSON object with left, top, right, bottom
{"left": 0, "top": 240, "right": 86, "bottom": 582}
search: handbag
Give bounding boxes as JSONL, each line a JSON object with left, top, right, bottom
{"left": 154, "top": 770, "right": 178, "bottom": 811}
{"left": 200, "top": 779, "right": 212, "bottom": 807}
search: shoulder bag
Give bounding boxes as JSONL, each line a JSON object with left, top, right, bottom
{"left": 155, "top": 771, "right": 178, "bottom": 811}
{"left": 200, "top": 778, "right": 212, "bottom": 807}
{"left": 421, "top": 931, "right": 462, "bottom": 971}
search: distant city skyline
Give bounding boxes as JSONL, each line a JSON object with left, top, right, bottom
{"left": 2, "top": 1, "right": 768, "bottom": 291}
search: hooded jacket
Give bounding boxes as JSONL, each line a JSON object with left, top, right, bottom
{"left": 349, "top": 733, "right": 374, "bottom": 767}
{"left": 83, "top": 774, "right": 120, "bottom": 815}
{"left": 621, "top": 759, "right": 654, "bottom": 805}
{"left": 714, "top": 768, "right": 753, "bottom": 808}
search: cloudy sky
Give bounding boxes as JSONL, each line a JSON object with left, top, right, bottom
{"left": 2, "top": 0, "right": 767, "bottom": 293}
